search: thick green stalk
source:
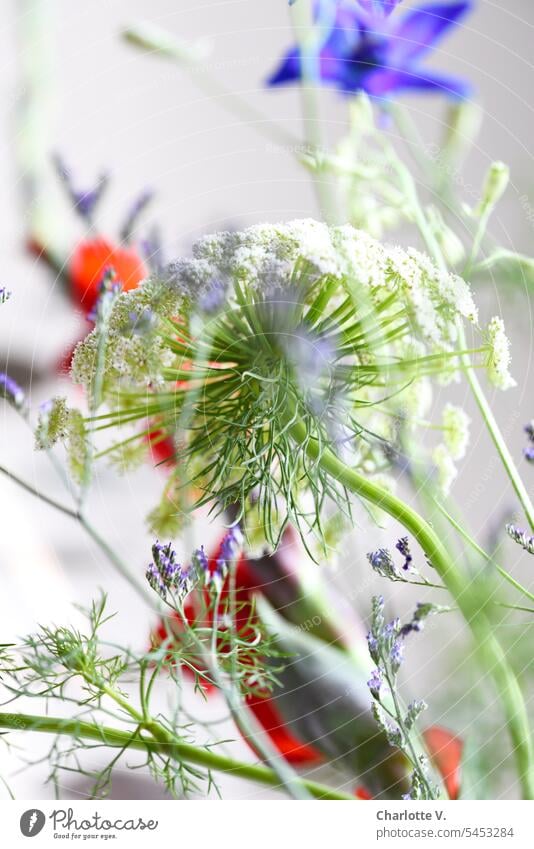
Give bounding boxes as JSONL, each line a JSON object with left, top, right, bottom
{"left": 0, "top": 712, "right": 352, "bottom": 800}
{"left": 288, "top": 418, "right": 534, "bottom": 799}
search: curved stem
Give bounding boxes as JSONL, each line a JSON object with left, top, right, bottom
{"left": 288, "top": 418, "right": 534, "bottom": 799}
{"left": 0, "top": 712, "right": 352, "bottom": 800}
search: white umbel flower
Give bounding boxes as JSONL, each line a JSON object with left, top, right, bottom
{"left": 442, "top": 403, "right": 470, "bottom": 460}
{"left": 486, "top": 316, "right": 516, "bottom": 390}
{"left": 433, "top": 443, "right": 458, "bottom": 496}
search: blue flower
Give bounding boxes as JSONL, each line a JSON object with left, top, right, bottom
{"left": 268, "top": 1, "right": 472, "bottom": 101}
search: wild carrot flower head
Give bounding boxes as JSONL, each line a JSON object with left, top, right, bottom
{"left": 72, "top": 219, "right": 504, "bottom": 545}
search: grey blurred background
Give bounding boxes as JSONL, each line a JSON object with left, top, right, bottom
{"left": 0, "top": 0, "right": 533, "bottom": 800}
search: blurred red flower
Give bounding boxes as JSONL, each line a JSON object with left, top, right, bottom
{"left": 69, "top": 237, "right": 147, "bottom": 312}
{"left": 152, "top": 535, "right": 464, "bottom": 797}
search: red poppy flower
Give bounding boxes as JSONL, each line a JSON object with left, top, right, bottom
{"left": 152, "top": 538, "right": 323, "bottom": 765}
{"left": 422, "top": 725, "right": 464, "bottom": 801}
{"left": 151, "top": 538, "right": 464, "bottom": 793}
{"left": 354, "top": 727, "right": 463, "bottom": 800}
{"left": 146, "top": 430, "right": 176, "bottom": 467}
{"left": 69, "top": 237, "right": 147, "bottom": 312}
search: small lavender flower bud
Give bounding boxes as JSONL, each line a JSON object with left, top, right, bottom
{"left": 395, "top": 537, "right": 413, "bottom": 572}
{"left": 216, "top": 525, "right": 242, "bottom": 571}
{"left": 405, "top": 699, "right": 427, "bottom": 732}
{"left": 120, "top": 188, "right": 154, "bottom": 243}
{"left": 523, "top": 422, "right": 534, "bottom": 463}
{"left": 146, "top": 541, "right": 191, "bottom": 600}
{"left": 0, "top": 287, "right": 11, "bottom": 304}
{"left": 366, "top": 631, "right": 380, "bottom": 664}
{"left": 506, "top": 523, "right": 534, "bottom": 556}
{"left": 385, "top": 723, "right": 403, "bottom": 749}
{"left": 367, "top": 548, "right": 400, "bottom": 580}
{"left": 191, "top": 545, "right": 210, "bottom": 585}
{"left": 390, "top": 639, "right": 405, "bottom": 673}
{"left": 0, "top": 372, "right": 25, "bottom": 409}
{"left": 54, "top": 154, "right": 109, "bottom": 223}
{"left": 367, "top": 667, "right": 383, "bottom": 700}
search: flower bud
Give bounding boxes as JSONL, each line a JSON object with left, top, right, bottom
{"left": 479, "top": 161, "right": 509, "bottom": 214}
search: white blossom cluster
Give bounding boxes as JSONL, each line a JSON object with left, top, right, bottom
{"left": 70, "top": 221, "right": 512, "bottom": 494}
{"left": 485, "top": 316, "right": 516, "bottom": 391}
{"left": 71, "top": 278, "right": 181, "bottom": 394}
{"left": 159, "top": 220, "right": 478, "bottom": 348}
{"left": 430, "top": 403, "right": 471, "bottom": 496}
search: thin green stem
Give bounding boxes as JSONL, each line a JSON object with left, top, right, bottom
{"left": 458, "top": 325, "right": 534, "bottom": 533}
{"left": 433, "top": 498, "right": 534, "bottom": 606}
{"left": 172, "top": 595, "right": 311, "bottom": 800}
{"left": 0, "top": 711, "right": 351, "bottom": 800}
{"left": 0, "top": 462, "right": 153, "bottom": 605}
{"left": 289, "top": 0, "right": 337, "bottom": 223}
{"left": 122, "top": 22, "right": 298, "bottom": 151}
{"left": 0, "top": 464, "right": 78, "bottom": 519}
{"left": 389, "top": 128, "right": 534, "bottom": 533}
{"left": 287, "top": 418, "right": 534, "bottom": 799}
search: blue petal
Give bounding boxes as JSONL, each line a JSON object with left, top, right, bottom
{"left": 267, "top": 46, "right": 349, "bottom": 88}
{"left": 267, "top": 47, "right": 302, "bottom": 86}
{"left": 359, "top": 0, "right": 404, "bottom": 15}
{"left": 365, "top": 65, "right": 472, "bottom": 98}
{"left": 388, "top": 1, "right": 472, "bottom": 63}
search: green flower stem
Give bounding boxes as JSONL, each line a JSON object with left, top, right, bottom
{"left": 289, "top": 0, "right": 338, "bottom": 224}
{"left": 0, "top": 712, "right": 352, "bottom": 800}
{"left": 287, "top": 417, "right": 534, "bottom": 799}
{"left": 0, "top": 463, "right": 153, "bottom": 606}
{"left": 172, "top": 596, "right": 311, "bottom": 801}
{"left": 389, "top": 139, "right": 534, "bottom": 534}
{"left": 122, "top": 23, "right": 298, "bottom": 151}
{"left": 432, "top": 498, "right": 534, "bottom": 606}
{"left": 457, "top": 326, "right": 534, "bottom": 533}
{"left": 17, "top": 0, "right": 65, "bottom": 267}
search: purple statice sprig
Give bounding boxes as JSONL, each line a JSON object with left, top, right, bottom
{"left": 146, "top": 541, "right": 195, "bottom": 602}
{"left": 213, "top": 525, "right": 243, "bottom": 591}
{"left": 506, "top": 523, "right": 534, "bottom": 556}
{"left": 523, "top": 421, "right": 534, "bottom": 464}
{"left": 368, "top": 537, "right": 418, "bottom": 581}
{"left": 0, "top": 287, "right": 11, "bottom": 304}
{"left": 120, "top": 189, "right": 155, "bottom": 244}
{"left": 0, "top": 372, "right": 25, "bottom": 409}
{"left": 53, "top": 154, "right": 109, "bottom": 225}
{"left": 146, "top": 535, "right": 242, "bottom": 605}
{"left": 366, "top": 595, "right": 440, "bottom": 800}
{"left": 396, "top": 537, "right": 413, "bottom": 571}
